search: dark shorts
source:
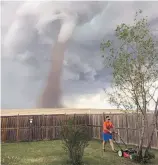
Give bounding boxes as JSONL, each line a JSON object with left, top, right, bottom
{"left": 102, "top": 133, "right": 112, "bottom": 141}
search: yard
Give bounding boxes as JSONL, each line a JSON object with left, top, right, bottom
{"left": 1, "top": 140, "right": 158, "bottom": 165}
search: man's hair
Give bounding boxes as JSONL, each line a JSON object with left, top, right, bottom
{"left": 106, "top": 116, "right": 109, "bottom": 118}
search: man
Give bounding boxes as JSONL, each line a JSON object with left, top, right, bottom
{"left": 102, "top": 116, "right": 116, "bottom": 152}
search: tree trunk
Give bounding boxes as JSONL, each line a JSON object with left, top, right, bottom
{"left": 144, "top": 122, "right": 155, "bottom": 157}
{"left": 137, "top": 115, "right": 147, "bottom": 161}
{"left": 136, "top": 110, "right": 140, "bottom": 150}
{"left": 144, "top": 100, "right": 158, "bottom": 157}
{"left": 137, "top": 127, "right": 144, "bottom": 160}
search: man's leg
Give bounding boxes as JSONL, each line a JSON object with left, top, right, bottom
{"left": 102, "top": 140, "right": 106, "bottom": 151}
{"left": 109, "top": 139, "right": 115, "bottom": 151}
{"left": 102, "top": 133, "right": 106, "bottom": 151}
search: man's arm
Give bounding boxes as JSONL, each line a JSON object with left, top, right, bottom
{"left": 111, "top": 123, "right": 117, "bottom": 134}
{"left": 103, "top": 124, "right": 111, "bottom": 133}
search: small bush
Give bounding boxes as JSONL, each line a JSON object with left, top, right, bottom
{"left": 60, "top": 118, "right": 90, "bottom": 165}
{"left": 143, "top": 151, "right": 155, "bottom": 163}
{"left": 130, "top": 151, "right": 155, "bottom": 164}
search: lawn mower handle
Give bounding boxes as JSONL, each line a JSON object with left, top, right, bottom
{"left": 112, "top": 132, "right": 128, "bottom": 149}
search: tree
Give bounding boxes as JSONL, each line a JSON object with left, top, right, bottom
{"left": 100, "top": 10, "right": 158, "bottom": 162}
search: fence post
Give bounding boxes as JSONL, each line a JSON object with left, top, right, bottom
{"left": 52, "top": 115, "right": 54, "bottom": 140}
{"left": 46, "top": 115, "right": 48, "bottom": 140}
{"left": 125, "top": 113, "right": 129, "bottom": 144}
{"left": 88, "top": 110, "right": 92, "bottom": 139}
{"left": 29, "top": 117, "right": 33, "bottom": 141}
{"left": 16, "top": 114, "right": 19, "bottom": 142}
{"left": 97, "top": 114, "right": 100, "bottom": 139}
{"left": 2, "top": 117, "right": 7, "bottom": 142}
{"left": 117, "top": 114, "right": 120, "bottom": 143}
{"left": 42, "top": 114, "right": 44, "bottom": 140}
{"left": 88, "top": 109, "right": 90, "bottom": 123}
{"left": 85, "top": 113, "right": 86, "bottom": 125}
{"left": 103, "top": 112, "right": 105, "bottom": 122}
{"left": 73, "top": 113, "right": 75, "bottom": 130}
{"left": 102, "top": 112, "right": 105, "bottom": 135}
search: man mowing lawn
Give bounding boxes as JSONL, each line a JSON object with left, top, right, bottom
{"left": 102, "top": 116, "right": 116, "bottom": 152}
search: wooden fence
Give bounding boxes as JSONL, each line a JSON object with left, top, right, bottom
{"left": 1, "top": 114, "right": 89, "bottom": 142}
{"left": 1, "top": 113, "right": 158, "bottom": 149}
{"left": 89, "top": 113, "right": 158, "bottom": 149}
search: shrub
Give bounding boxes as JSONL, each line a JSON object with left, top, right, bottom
{"left": 130, "top": 151, "right": 155, "bottom": 164}
{"left": 143, "top": 151, "right": 155, "bottom": 163}
{"left": 60, "top": 118, "right": 90, "bottom": 165}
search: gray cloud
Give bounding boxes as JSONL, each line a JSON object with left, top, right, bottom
{"left": 1, "top": 1, "right": 158, "bottom": 109}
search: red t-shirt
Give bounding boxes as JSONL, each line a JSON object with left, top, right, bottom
{"left": 103, "top": 121, "right": 113, "bottom": 133}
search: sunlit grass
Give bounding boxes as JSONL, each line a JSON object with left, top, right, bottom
{"left": 1, "top": 140, "right": 158, "bottom": 165}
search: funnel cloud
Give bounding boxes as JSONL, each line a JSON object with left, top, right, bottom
{"left": 38, "top": 42, "right": 68, "bottom": 108}
{"left": 36, "top": 1, "right": 105, "bottom": 107}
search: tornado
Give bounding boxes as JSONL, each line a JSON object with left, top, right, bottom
{"left": 38, "top": 42, "right": 69, "bottom": 108}
{"left": 38, "top": 9, "right": 77, "bottom": 108}
{"left": 38, "top": 2, "right": 106, "bottom": 108}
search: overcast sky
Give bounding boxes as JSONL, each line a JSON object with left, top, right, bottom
{"left": 1, "top": 1, "right": 158, "bottom": 109}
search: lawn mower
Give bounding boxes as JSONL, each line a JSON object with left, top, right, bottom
{"left": 112, "top": 132, "right": 137, "bottom": 160}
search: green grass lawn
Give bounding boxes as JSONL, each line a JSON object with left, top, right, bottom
{"left": 1, "top": 140, "right": 158, "bottom": 165}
